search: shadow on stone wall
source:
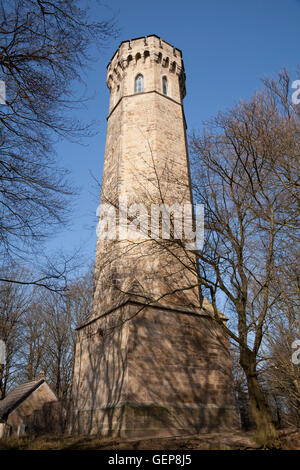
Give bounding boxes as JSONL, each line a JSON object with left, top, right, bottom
{"left": 70, "top": 301, "right": 239, "bottom": 438}
{"left": 70, "top": 306, "right": 128, "bottom": 436}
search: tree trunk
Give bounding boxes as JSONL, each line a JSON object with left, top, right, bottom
{"left": 240, "top": 349, "right": 278, "bottom": 448}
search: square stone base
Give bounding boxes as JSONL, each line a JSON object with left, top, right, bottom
{"left": 71, "top": 302, "right": 238, "bottom": 438}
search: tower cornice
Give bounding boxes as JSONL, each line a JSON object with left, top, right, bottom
{"left": 106, "top": 89, "right": 184, "bottom": 121}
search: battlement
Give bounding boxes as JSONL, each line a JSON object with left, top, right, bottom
{"left": 107, "top": 35, "right": 182, "bottom": 69}
{"left": 106, "top": 35, "right": 186, "bottom": 108}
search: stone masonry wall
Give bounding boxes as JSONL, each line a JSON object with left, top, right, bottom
{"left": 93, "top": 35, "right": 199, "bottom": 316}
{"left": 71, "top": 302, "right": 237, "bottom": 437}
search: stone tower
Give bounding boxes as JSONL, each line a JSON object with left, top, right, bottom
{"left": 71, "top": 35, "right": 236, "bottom": 437}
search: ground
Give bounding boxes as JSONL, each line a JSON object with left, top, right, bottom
{"left": 0, "top": 428, "right": 299, "bottom": 450}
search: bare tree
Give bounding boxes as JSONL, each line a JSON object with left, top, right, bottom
{"left": 188, "top": 71, "right": 299, "bottom": 446}
{"left": 42, "top": 267, "right": 93, "bottom": 398}
{"left": 61, "top": 268, "right": 94, "bottom": 396}
{"left": 0, "top": 264, "right": 32, "bottom": 398}
{"left": 0, "top": 0, "right": 116, "bottom": 287}
{"left": 263, "top": 244, "right": 300, "bottom": 426}
{"left": 263, "top": 322, "right": 300, "bottom": 426}
{"left": 22, "top": 299, "right": 48, "bottom": 381}
{"left": 0, "top": 261, "right": 93, "bottom": 399}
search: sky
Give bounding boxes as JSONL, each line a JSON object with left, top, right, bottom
{"left": 46, "top": 0, "right": 300, "bottom": 271}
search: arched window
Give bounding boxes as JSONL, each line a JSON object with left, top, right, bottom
{"left": 162, "top": 76, "right": 168, "bottom": 96}
{"left": 135, "top": 74, "right": 144, "bottom": 93}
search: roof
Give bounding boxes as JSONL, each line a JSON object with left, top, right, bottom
{"left": 0, "top": 378, "right": 45, "bottom": 420}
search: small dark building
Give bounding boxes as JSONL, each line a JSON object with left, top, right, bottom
{"left": 0, "top": 375, "right": 57, "bottom": 436}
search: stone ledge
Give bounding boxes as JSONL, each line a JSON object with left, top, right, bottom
{"left": 76, "top": 298, "right": 214, "bottom": 331}
{"left": 70, "top": 403, "right": 238, "bottom": 438}
{"left": 107, "top": 90, "right": 183, "bottom": 120}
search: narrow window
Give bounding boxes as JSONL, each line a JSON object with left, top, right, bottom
{"left": 162, "top": 76, "right": 168, "bottom": 96}
{"left": 135, "top": 74, "right": 144, "bottom": 93}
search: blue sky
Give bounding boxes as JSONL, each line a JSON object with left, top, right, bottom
{"left": 46, "top": 0, "right": 300, "bottom": 270}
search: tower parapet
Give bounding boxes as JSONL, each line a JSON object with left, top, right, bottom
{"left": 106, "top": 35, "right": 186, "bottom": 114}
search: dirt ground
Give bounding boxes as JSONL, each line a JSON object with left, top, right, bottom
{"left": 0, "top": 428, "right": 299, "bottom": 450}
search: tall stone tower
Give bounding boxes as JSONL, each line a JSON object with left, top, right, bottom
{"left": 72, "top": 35, "right": 236, "bottom": 437}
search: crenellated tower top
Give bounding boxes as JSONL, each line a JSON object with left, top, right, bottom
{"left": 106, "top": 35, "right": 186, "bottom": 114}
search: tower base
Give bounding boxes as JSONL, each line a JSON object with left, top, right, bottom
{"left": 71, "top": 301, "right": 238, "bottom": 438}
